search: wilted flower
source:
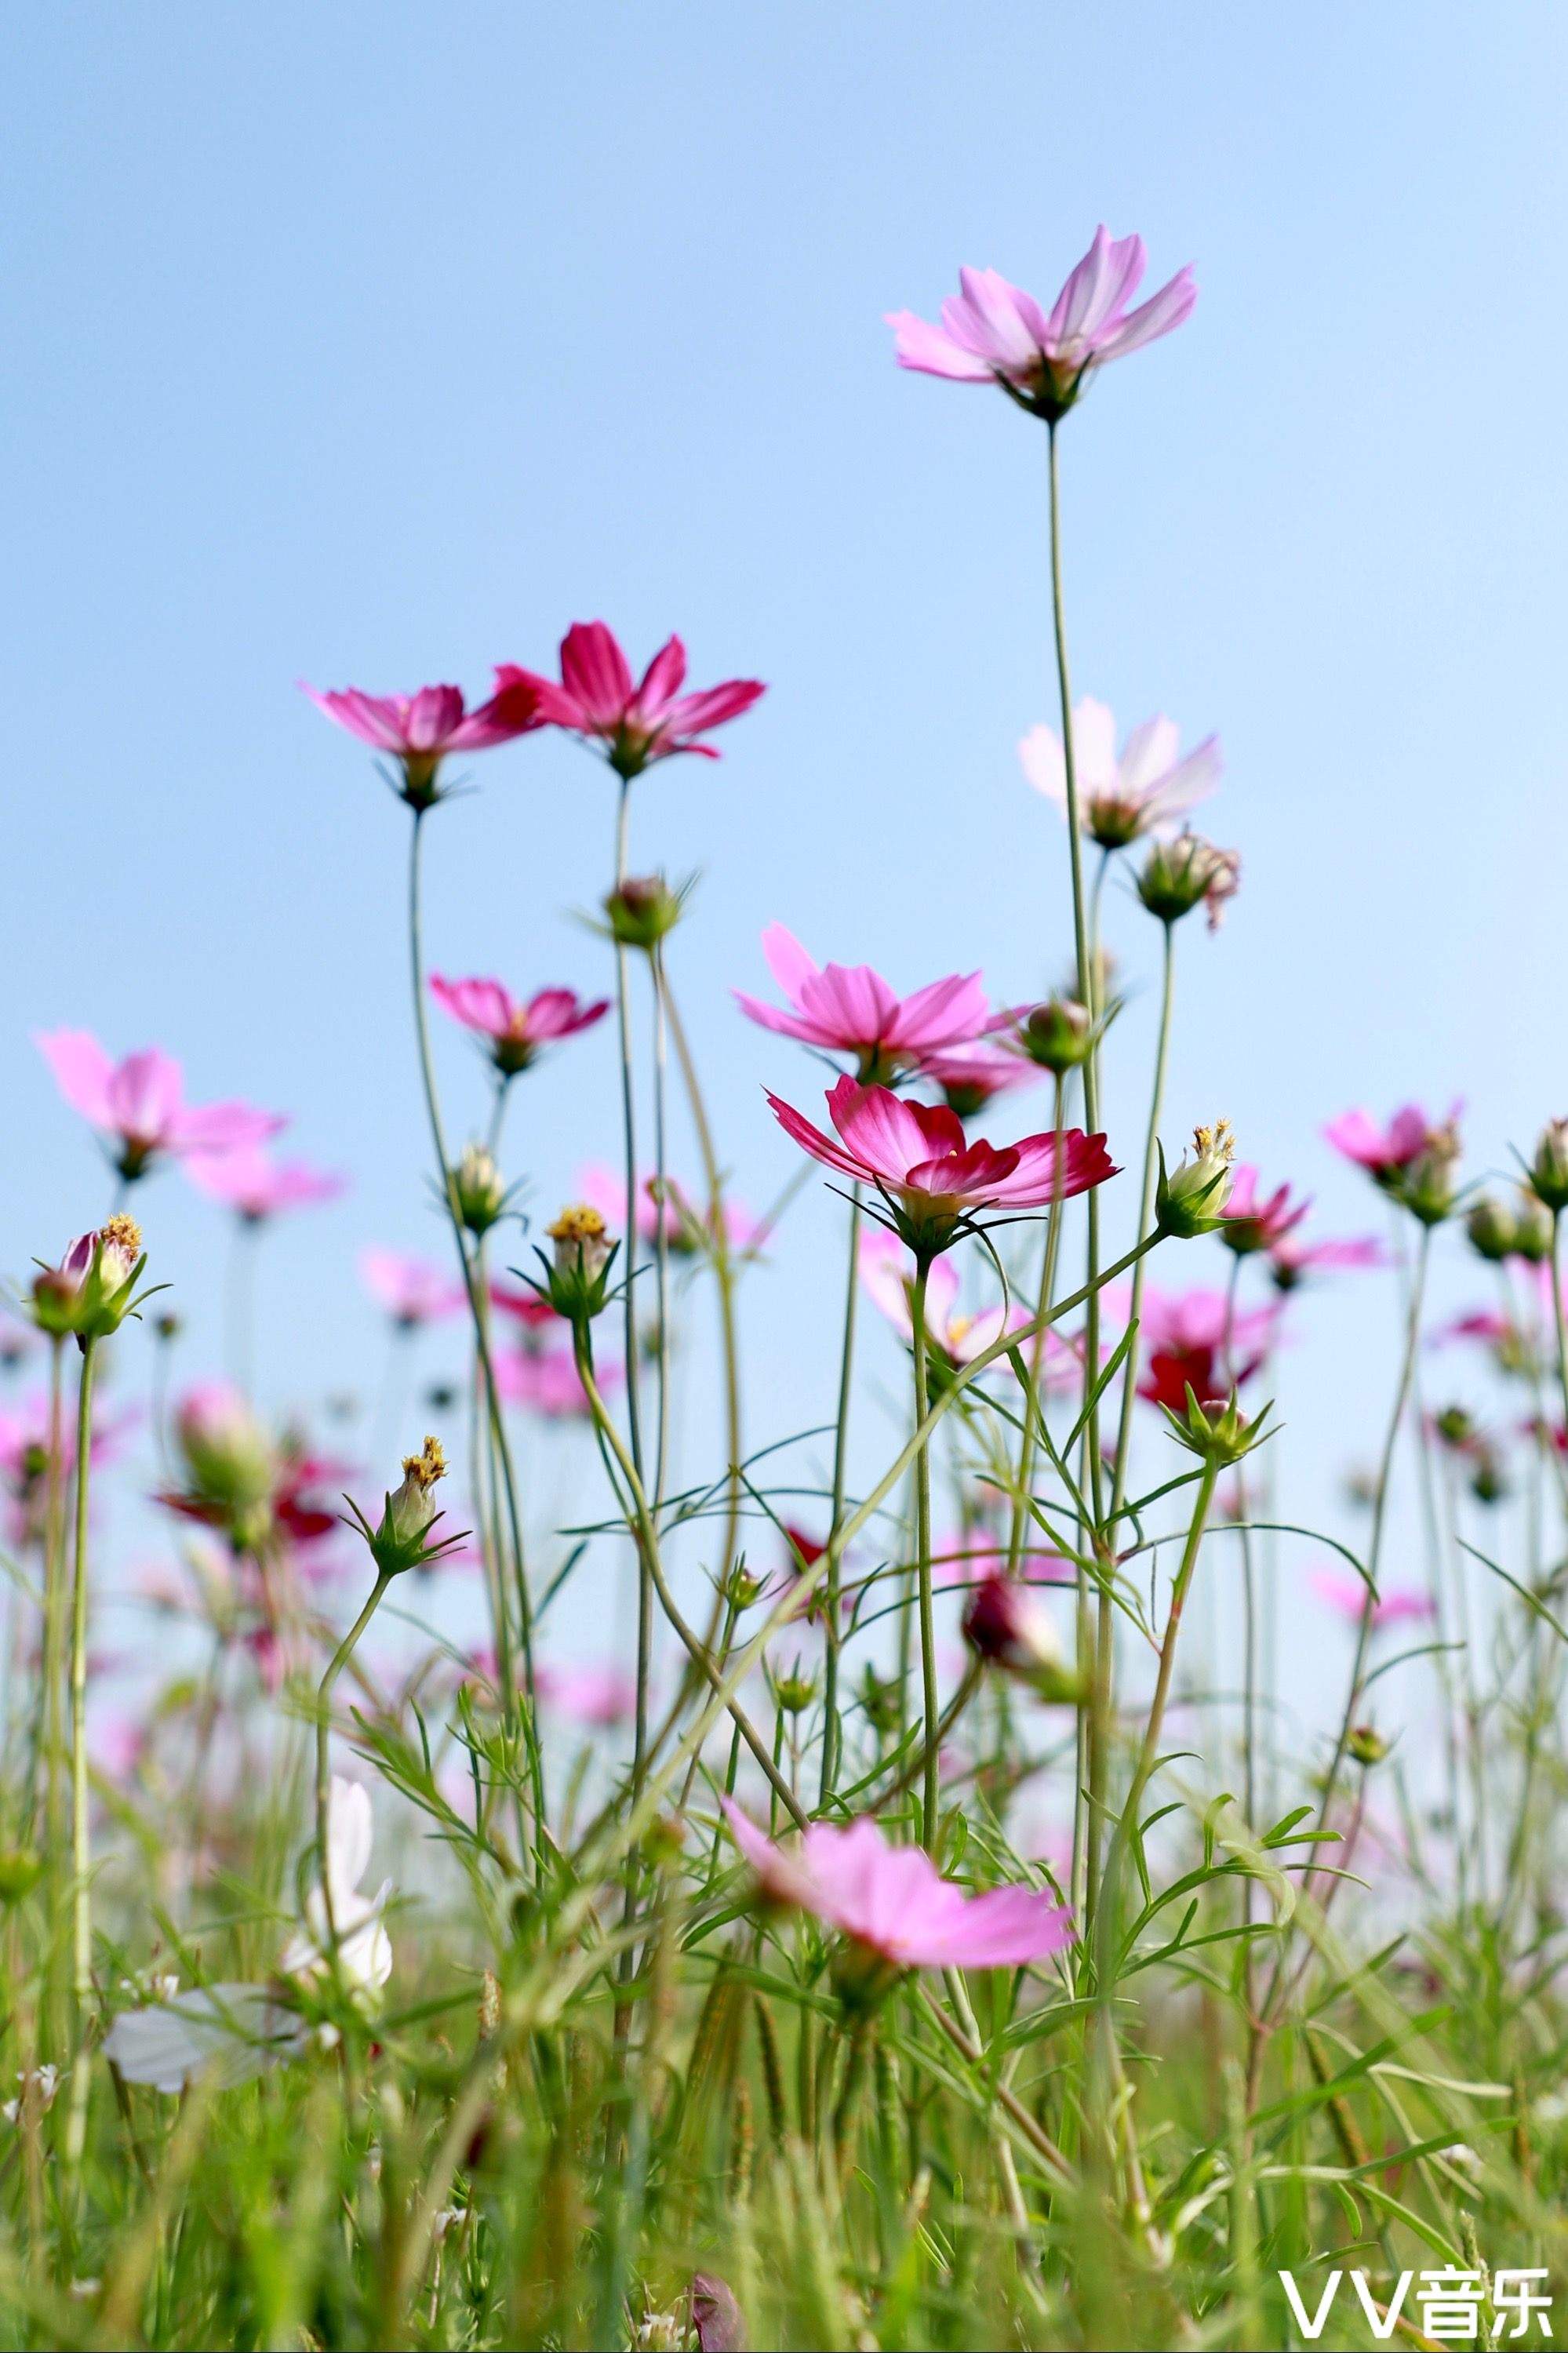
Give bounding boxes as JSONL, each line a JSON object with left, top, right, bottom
{"left": 1157, "top": 1120, "right": 1236, "bottom": 1238}
{"left": 1136, "top": 834, "right": 1240, "bottom": 930}
{"left": 770, "top": 1077, "right": 1115, "bottom": 1257}
{"left": 429, "top": 976, "right": 609, "bottom": 1076}
{"left": 1020, "top": 698, "right": 1221, "bottom": 848}
{"left": 887, "top": 227, "right": 1196, "bottom": 422}
{"left": 495, "top": 622, "right": 764, "bottom": 779}
{"left": 302, "top": 679, "right": 541, "bottom": 808}
{"left": 36, "top": 1031, "right": 282, "bottom": 1182}
{"left": 737, "top": 924, "right": 1004, "bottom": 1084}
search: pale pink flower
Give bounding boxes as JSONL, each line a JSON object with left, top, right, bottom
{"left": 1311, "top": 1570, "right": 1435, "bottom": 1633}
{"left": 769, "top": 1076, "right": 1115, "bottom": 1253}
{"left": 1268, "top": 1233, "right": 1384, "bottom": 1293}
{"left": 301, "top": 678, "right": 541, "bottom": 801}
{"left": 536, "top": 1661, "right": 637, "bottom": 1728}
{"left": 359, "top": 1248, "right": 464, "bottom": 1328}
{"left": 887, "top": 229, "right": 1195, "bottom": 418}
{"left": 1324, "top": 1103, "right": 1461, "bottom": 1182}
{"left": 36, "top": 1032, "right": 283, "bottom": 1180}
{"left": 722, "top": 1805, "right": 1072, "bottom": 1970}
{"left": 737, "top": 925, "right": 1002, "bottom": 1082}
{"left": 428, "top": 976, "right": 609, "bottom": 1077}
{"left": 495, "top": 622, "right": 763, "bottom": 778}
{"left": 495, "top": 1343, "right": 622, "bottom": 1418}
{"left": 577, "top": 1164, "right": 757, "bottom": 1257}
{"left": 919, "top": 1039, "right": 1042, "bottom": 1118}
{"left": 858, "top": 1229, "right": 1073, "bottom": 1383}
{"left": 1020, "top": 698, "right": 1221, "bottom": 849}
{"left": 186, "top": 1149, "right": 345, "bottom": 1222}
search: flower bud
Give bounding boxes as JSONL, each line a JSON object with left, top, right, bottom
{"left": 1464, "top": 1195, "right": 1516, "bottom": 1263}
{"left": 604, "top": 872, "right": 685, "bottom": 951}
{"left": 31, "top": 1217, "right": 147, "bottom": 1342}
{"left": 1395, "top": 1121, "right": 1461, "bottom": 1227}
{"left": 1156, "top": 1120, "right": 1236, "bottom": 1238}
{"left": 858, "top": 1664, "right": 902, "bottom": 1736}
{"left": 349, "top": 1435, "right": 467, "bottom": 1577}
{"left": 961, "top": 1576, "right": 1083, "bottom": 1702}
{"left": 1433, "top": 1404, "right": 1475, "bottom": 1450}
{"left": 1136, "top": 834, "right": 1240, "bottom": 930}
{"left": 540, "top": 1204, "right": 618, "bottom": 1320}
{"left": 1529, "top": 1118, "right": 1568, "bottom": 1213}
{"left": 771, "top": 1664, "right": 818, "bottom": 1716}
{"left": 1017, "top": 996, "right": 1094, "bottom": 1074}
{"left": 1347, "top": 1724, "right": 1388, "bottom": 1767}
{"left": 1470, "top": 1448, "right": 1506, "bottom": 1506}
{"left": 1161, "top": 1385, "right": 1273, "bottom": 1468}
{"left": 173, "top": 1384, "right": 276, "bottom": 1550}
{"left": 1511, "top": 1191, "right": 1554, "bottom": 1264}
{"left": 454, "top": 1143, "right": 507, "bottom": 1237}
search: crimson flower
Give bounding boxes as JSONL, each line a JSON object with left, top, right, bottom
{"left": 495, "top": 621, "right": 763, "bottom": 780}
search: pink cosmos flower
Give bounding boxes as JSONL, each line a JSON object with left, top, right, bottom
{"left": 536, "top": 1661, "right": 637, "bottom": 1729}
{"left": 722, "top": 1804, "right": 1072, "bottom": 1971}
{"left": 858, "top": 1229, "right": 1075, "bottom": 1384}
{"left": 1311, "top": 1570, "right": 1435, "bottom": 1633}
{"left": 359, "top": 1248, "right": 464, "bottom": 1329}
{"left": 737, "top": 925, "right": 1004, "bottom": 1083}
{"left": 36, "top": 1032, "right": 284, "bottom": 1181}
{"left": 1268, "top": 1234, "right": 1384, "bottom": 1293}
{"left": 428, "top": 976, "right": 609, "bottom": 1078}
{"left": 577, "top": 1165, "right": 758, "bottom": 1257}
{"left": 1218, "top": 1166, "right": 1311, "bottom": 1257}
{"left": 769, "top": 1076, "right": 1115, "bottom": 1253}
{"left": 301, "top": 678, "right": 541, "bottom": 803}
{"left": 494, "top": 1343, "right": 622, "bottom": 1418}
{"left": 1109, "top": 1283, "right": 1277, "bottom": 1416}
{"left": 1020, "top": 699, "right": 1222, "bottom": 850}
{"left": 495, "top": 622, "right": 764, "bottom": 779}
{"left": 919, "top": 1039, "right": 1043, "bottom": 1119}
{"left": 887, "top": 228, "right": 1196, "bottom": 420}
{"left": 1324, "top": 1103, "right": 1461, "bottom": 1182}
{"left": 186, "top": 1149, "right": 346, "bottom": 1223}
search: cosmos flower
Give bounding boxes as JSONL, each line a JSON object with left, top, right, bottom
{"left": 185, "top": 1149, "right": 345, "bottom": 1222}
{"left": 301, "top": 678, "right": 541, "bottom": 804}
{"left": 36, "top": 1032, "right": 283, "bottom": 1181}
{"left": 359, "top": 1249, "right": 465, "bottom": 1329}
{"left": 737, "top": 924, "right": 1001, "bottom": 1082}
{"left": 495, "top": 622, "right": 763, "bottom": 778}
{"left": 1311, "top": 1570, "right": 1435, "bottom": 1633}
{"left": 428, "top": 976, "right": 609, "bottom": 1077}
{"left": 857, "top": 1229, "right": 1075, "bottom": 1384}
{"left": 1020, "top": 699, "right": 1221, "bottom": 849}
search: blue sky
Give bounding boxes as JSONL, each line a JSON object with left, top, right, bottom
{"left": 7, "top": 5, "right": 1566, "bottom": 1733}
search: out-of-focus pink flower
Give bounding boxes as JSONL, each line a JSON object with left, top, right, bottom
{"left": 428, "top": 976, "right": 609, "bottom": 1078}
{"left": 859, "top": 1229, "right": 1066, "bottom": 1381}
{"left": 0, "top": 1391, "right": 131, "bottom": 1486}
{"left": 769, "top": 1077, "right": 1115, "bottom": 1253}
{"left": 36, "top": 1032, "right": 284, "bottom": 1181}
{"left": 736, "top": 925, "right": 1001, "bottom": 1083}
{"left": 495, "top": 623, "right": 763, "bottom": 779}
{"left": 1325, "top": 1103, "right": 1461, "bottom": 1182}
{"left": 577, "top": 1164, "right": 758, "bottom": 1257}
{"left": 494, "top": 1344, "right": 622, "bottom": 1418}
{"left": 489, "top": 1281, "right": 561, "bottom": 1333}
{"left": 536, "top": 1660, "right": 637, "bottom": 1728}
{"left": 301, "top": 678, "right": 542, "bottom": 803}
{"left": 1218, "top": 1166, "right": 1311, "bottom": 1258}
{"left": 1269, "top": 1233, "right": 1384, "bottom": 1293}
{"left": 919, "top": 1038, "right": 1043, "bottom": 1119}
{"left": 887, "top": 230, "right": 1195, "bottom": 419}
{"left": 186, "top": 1149, "right": 346, "bottom": 1223}
{"left": 723, "top": 1804, "right": 1073, "bottom": 1971}
{"left": 1020, "top": 699, "right": 1221, "bottom": 849}
{"left": 1311, "top": 1569, "right": 1435, "bottom": 1633}
{"left": 91, "top": 1713, "right": 147, "bottom": 1784}
{"left": 1116, "top": 1284, "right": 1276, "bottom": 1416}
{"left": 359, "top": 1249, "right": 464, "bottom": 1329}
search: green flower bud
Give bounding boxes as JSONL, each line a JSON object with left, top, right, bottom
{"left": 454, "top": 1143, "right": 508, "bottom": 1237}
{"left": 539, "top": 1205, "right": 618, "bottom": 1322}
{"left": 1528, "top": 1118, "right": 1568, "bottom": 1213}
{"left": 1017, "top": 995, "right": 1094, "bottom": 1074}
{"left": 1161, "top": 1385, "right": 1274, "bottom": 1468}
{"left": 603, "top": 872, "right": 686, "bottom": 951}
{"left": 1465, "top": 1194, "right": 1516, "bottom": 1262}
{"left": 1347, "top": 1724, "right": 1388, "bottom": 1767}
{"left": 1136, "top": 834, "right": 1240, "bottom": 930}
{"left": 1156, "top": 1120, "right": 1237, "bottom": 1238}
{"left": 1394, "top": 1123, "right": 1461, "bottom": 1227}
{"left": 1511, "top": 1191, "right": 1554, "bottom": 1264}
{"left": 347, "top": 1435, "right": 468, "bottom": 1577}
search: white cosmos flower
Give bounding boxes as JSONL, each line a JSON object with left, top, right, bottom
{"left": 1020, "top": 697, "right": 1221, "bottom": 847}
{"left": 278, "top": 1777, "right": 393, "bottom": 1994}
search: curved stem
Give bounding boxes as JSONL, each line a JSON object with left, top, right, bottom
{"left": 63, "top": 1337, "right": 99, "bottom": 2177}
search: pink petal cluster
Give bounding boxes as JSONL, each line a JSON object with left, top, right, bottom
{"left": 359, "top": 1248, "right": 465, "bottom": 1328}
{"left": 536, "top": 1660, "right": 638, "bottom": 1728}
{"left": 888, "top": 228, "right": 1195, "bottom": 418}
{"left": 723, "top": 1804, "right": 1072, "bottom": 1971}
{"left": 186, "top": 1149, "right": 345, "bottom": 1222}
{"left": 1218, "top": 1166, "right": 1311, "bottom": 1257}
{"left": 302, "top": 678, "right": 540, "bottom": 773}
{"left": 1268, "top": 1233, "right": 1384, "bottom": 1293}
{"left": 859, "top": 1230, "right": 1074, "bottom": 1385}
{"left": 1311, "top": 1570, "right": 1435, "bottom": 1633}
{"left": 37, "top": 1033, "right": 283, "bottom": 1179}
{"left": 496, "top": 622, "right": 763, "bottom": 778}
{"left": 1020, "top": 698, "right": 1221, "bottom": 848}
{"left": 577, "top": 1164, "right": 757, "bottom": 1256}
{"left": 1324, "top": 1102, "right": 1461, "bottom": 1181}
{"left": 737, "top": 925, "right": 1002, "bottom": 1082}
{"left": 495, "top": 1343, "right": 623, "bottom": 1419}
{"left": 769, "top": 1077, "right": 1115, "bottom": 1251}
{"left": 429, "top": 976, "right": 609, "bottom": 1077}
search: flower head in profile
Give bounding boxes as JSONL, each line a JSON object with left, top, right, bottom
{"left": 1020, "top": 699, "right": 1221, "bottom": 849}
{"left": 429, "top": 976, "right": 609, "bottom": 1078}
{"left": 536, "top": 1660, "right": 638, "bottom": 1729}
{"left": 1137, "top": 834, "right": 1241, "bottom": 931}
{"left": 1156, "top": 1119, "right": 1237, "bottom": 1237}
{"left": 359, "top": 1248, "right": 464, "bottom": 1329}
{"left": 1268, "top": 1232, "right": 1384, "bottom": 1294}
{"left": 962, "top": 1577, "right": 1082, "bottom": 1701}
{"left": 769, "top": 1076, "right": 1116, "bottom": 1256}
{"left": 301, "top": 678, "right": 541, "bottom": 809}
{"left": 186, "top": 1149, "right": 345, "bottom": 1224}
{"left": 31, "top": 1217, "right": 150, "bottom": 1343}
{"left": 494, "top": 1342, "right": 621, "bottom": 1419}
{"left": 1326, "top": 1101, "right": 1463, "bottom": 1225}
{"left": 345, "top": 1436, "right": 466, "bottom": 1578}
{"left": 1122, "top": 1284, "right": 1277, "bottom": 1416}
{"left": 723, "top": 1804, "right": 1072, "bottom": 1993}
{"left": 887, "top": 228, "right": 1196, "bottom": 422}
{"left": 1218, "top": 1166, "right": 1310, "bottom": 1258}
{"left": 36, "top": 1032, "right": 283, "bottom": 1184}
{"left": 737, "top": 925, "right": 1004, "bottom": 1085}
{"left": 495, "top": 622, "right": 763, "bottom": 780}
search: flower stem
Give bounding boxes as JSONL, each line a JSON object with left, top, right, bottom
{"left": 315, "top": 1571, "right": 394, "bottom": 1973}
{"left": 819, "top": 1186, "right": 863, "bottom": 1806}
{"left": 910, "top": 1257, "right": 940, "bottom": 1853}
{"left": 63, "top": 1337, "right": 99, "bottom": 2178}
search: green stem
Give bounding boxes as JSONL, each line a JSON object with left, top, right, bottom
{"left": 1107, "top": 925, "right": 1177, "bottom": 1522}
{"left": 64, "top": 1337, "right": 99, "bottom": 2177}
{"left": 819, "top": 1187, "right": 864, "bottom": 1806}
{"left": 911, "top": 1258, "right": 939, "bottom": 1853}
{"left": 315, "top": 1572, "right": 394, "bottom": 1973}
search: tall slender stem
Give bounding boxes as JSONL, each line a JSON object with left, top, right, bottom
{"left": 315, "top": 1572, "right": 393, "bottom": 1970}
{"left": 910, "top": 1258, "right": 940, "bottom": 1853}
{"left": 819, "top": 1187, "right": 863, "bottom": 1806}
{"left": 1108, "top": 925, "right": 1177, "bottom": 1520}
{"left": 63, "top": 1337, "right": 100, "bottom": 2177}
{"left": 612, "top": 780, "right": 646, "bottom": 1478}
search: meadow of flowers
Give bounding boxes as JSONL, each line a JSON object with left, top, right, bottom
{"left": 4, "top": 224, "right": 1566, "bottom": 2351}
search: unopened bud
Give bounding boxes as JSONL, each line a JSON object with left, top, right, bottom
{"left": 541, "top": 1204, "right": 617, "bottom": 1320}
{"left": 962, "top": 1577, "right": 1082, "bottom": 1701}
{"left": 454, "top": 1143, "right": 507, "bottom": 1236}
{"left": 1510, "top": 1191, "right": 1554, "bottom": 1264}
{"left": 771, "top": 1665, "right": 817, "bottom": 1716}
{"left": 31, "top": 1217, "right": 147, "bottom": 1341}
{"left": 1529, "top": 1118, "right": 1568, "bottom": 1214}
{"left": 1162, "top": 1384, "right": 1273, "bottom": 1468}
{"left": 604, "top": 873, "right": 685, "bottom": 951}
{"left": 1465, "top": 1195, "right": 1516, "bottom": 1263}
{"left": 1017, "top": 996, "right": 1094, "bottom": 1074}
{"left": 351, "top": 1435, "right": 467, "bottom": 1577}
{"left": 858, "top": 1664, "right": 902, "bottom": 1736}
{"left": 1396, "top": 1121, "right": 1461, "bottom": 1227}
{"left": 1137, "top": 834, "right": 1240, "bottom": 930}
{"left": 1157, "top": 1119, "right": 1237, "bottom": 1238}
{"left": 1347, "top": 1724, "right": 1388, "bottom": 1766}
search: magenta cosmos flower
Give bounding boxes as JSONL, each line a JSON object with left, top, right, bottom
{"left": 770, "top": 1077, "right": 1115, "bottom": 1254}
{"left": 301, "top": 678, "right": 541, "bottom": 807}
{"left": 1218, "top": 1166, "right": 1311, "bottom": 1257}
{"left": 1268, "top": 1232, "right": 1384, "bottom": 1293}
{"left": 887, "top": 227, "right": 1196, "bottom": 422}
{"left": 187, "top": 1149, "right": 345, "bottom": 1223}
{"left": 429, "top": 975, "right": 610, "bottom": 1078}
{"left": 358, "top": 1247, "right": 464, "bottom": 1329}
{"left": 495, "top": 622, "right": 764, "bottom": 780}
{"left": 36, "top": 1032, "right": 284, "bottom": 1183}
{"left": 1020, "top": 698, "right": 1222, "bottom": 850}
{"left": 1324, "top": 1102, "right": 1461, "bottom": 1184}
{"left": 723, "top": 1804, "right": 1072, "bottom": 1973}
{"left": 737, "top": 923, "right": 1003, "bottom": 1084}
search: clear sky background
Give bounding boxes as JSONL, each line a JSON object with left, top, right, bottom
{"left": 6, "top": 5, "right": 1567, "bottom": 1751}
